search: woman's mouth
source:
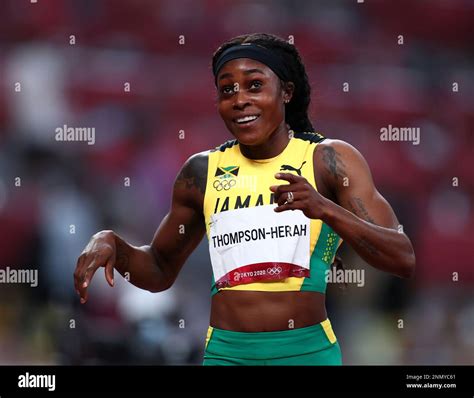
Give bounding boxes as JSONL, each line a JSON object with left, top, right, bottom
{"left": 233, "top": 114, "right": 260, "bottom": 127}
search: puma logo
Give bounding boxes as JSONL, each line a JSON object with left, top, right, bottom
{"left": 280, "top": 161, "right": 306, "bottom": 176}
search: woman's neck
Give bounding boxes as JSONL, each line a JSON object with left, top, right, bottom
{"left": 238, "top": 124, "right": 290, "bottom": 160}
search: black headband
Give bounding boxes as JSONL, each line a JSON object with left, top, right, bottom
{"left": 213, "top": 43, "right": 290, "bottom": 85}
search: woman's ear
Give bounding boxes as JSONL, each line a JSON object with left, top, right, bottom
{"left": 283, "top": 81, "right": 295, "bottom": 104}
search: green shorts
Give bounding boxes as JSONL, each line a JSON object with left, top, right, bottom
{"left": 203, "top": 319, "right": 342, "bottom": 366}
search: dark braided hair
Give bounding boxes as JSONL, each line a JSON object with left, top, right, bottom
{"left": 212, "top": 33, "right": 314, "bottom": 134}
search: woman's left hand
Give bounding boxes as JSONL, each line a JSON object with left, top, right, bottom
{"left": 270, "top": 173, "right": 330, "bottom": 220}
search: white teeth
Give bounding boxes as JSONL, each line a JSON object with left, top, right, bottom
{"left": 236, "top": 115, "right": 258, "bottom": 123}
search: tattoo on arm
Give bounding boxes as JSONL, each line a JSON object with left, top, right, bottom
{"left": 322, "top": 146, "right": 347, "bottom": 180}
{"left": 356, "top": 237, "right": 379, "bottom": 256}
{"left": 348, "top": 197, "right": 375, "bottom": 224}
{"left": 175, "top": 154, "right": 207, "bottom": 195}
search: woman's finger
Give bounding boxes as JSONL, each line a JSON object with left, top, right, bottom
{"left": 74, "top": 254, "right": 86, "bottom": 296}
{"left": 274, "top": 172, "right": 305, "bottom": 184}
{"left": 275, "top": 190, "right": 304, "bottom": 207}
{"left": 78, "top": 257, "right": 100, "bottom": 303}
{"left": 104, "top": 257, "right": 115, "bottom": 287}
{"left": 274, "top": 200, "right": 302, "bottom": 213}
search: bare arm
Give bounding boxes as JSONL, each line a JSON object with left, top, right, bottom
{"left": 317, "top": 140, "right": 415, "bottom": 278}
{"left": 74, "top": 152, "right": 208, "bottom": 302}
{"left": 271, "top": 139, "right": 415, "bottom": 278}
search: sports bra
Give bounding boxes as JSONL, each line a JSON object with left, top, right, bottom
{"left": 203, "top": 131, "right": 343, "bottom": 296}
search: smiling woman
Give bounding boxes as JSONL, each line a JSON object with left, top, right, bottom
{"left": 74, "top": 33, "right": 415, "bottom": 366}
{"left": 216, "top": 56, "right": 291, "bottom": 148}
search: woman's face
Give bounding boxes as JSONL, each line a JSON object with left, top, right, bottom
{"left": 216, "top": 58, "right": 292, "bottom": 146}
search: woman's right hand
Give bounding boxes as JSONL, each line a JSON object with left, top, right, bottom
{"left": 74, "top": 230, "right": 116, "bottom": 304}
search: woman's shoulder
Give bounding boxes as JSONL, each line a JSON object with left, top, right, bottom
{"left": 182, "top": 137, "right": 240, "bottom": 171}
{"left": 315, "top": 138, "right": 364, "bottom": 162}
{"left": 179, "top": 150, "right": 209, "bottom": 180}
{"left": 313, "top": 136, "right": 372, "bottom": 193}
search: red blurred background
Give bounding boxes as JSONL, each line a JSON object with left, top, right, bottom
{"left": 0, "top": 0, "right": 472, "bottom": 365}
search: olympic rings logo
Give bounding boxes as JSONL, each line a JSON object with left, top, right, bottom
{"left": 267, "top": 266, "right": 282, "bottom": 276}
{"left": 213, "top": 178, "right": 236, "bottom": 191}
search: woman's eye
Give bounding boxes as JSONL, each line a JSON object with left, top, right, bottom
{"left": 221, "top": 86, "right": 233, "bottom": 94}
{"left": 250, "top": 81, "right": 262, "bottom": 89}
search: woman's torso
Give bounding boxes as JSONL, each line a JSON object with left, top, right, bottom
{"left": 200, "top": 132, "right": 341, "bottom": 331}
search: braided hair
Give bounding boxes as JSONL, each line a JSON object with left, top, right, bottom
{"left": 212, "top": 33, "right": 314, "bottom": 134}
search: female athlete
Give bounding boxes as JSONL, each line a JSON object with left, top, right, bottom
{"left": 74, "top": 33, "right": 415, "bottom": 365}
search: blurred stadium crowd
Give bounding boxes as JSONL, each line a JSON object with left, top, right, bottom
{"left": 0, "top": 0, "right": 473, "bottom": 364}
